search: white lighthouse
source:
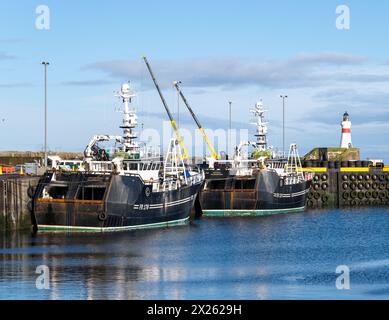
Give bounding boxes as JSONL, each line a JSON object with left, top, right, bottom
{"left": 340, "top": 111, "right": 352, "bottom": 148}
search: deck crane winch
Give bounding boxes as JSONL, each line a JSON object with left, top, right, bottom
{"left": 84, "top": 134, "right": 122, "bottom": 161}
{"left": 173, "top": 81, "right": 219, "bottom": 161}
{"left": 142, "top": 56, "right": 190, "bottom": 161}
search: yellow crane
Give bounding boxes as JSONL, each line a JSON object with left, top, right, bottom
{"left": 142, "top": 56, "right": 190, "bottom": 161}
{"left": 173, "top": 81, "right": 219, "bottom": 160}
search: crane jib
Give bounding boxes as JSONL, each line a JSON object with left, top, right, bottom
{"left": 142, "top": 57, "right": 173, "bottom": 121}
{"left": 142, "top": 56, "right": 189, "bottom": 160}
{"left": 176, "top": 88, "right": 202, "bottom": 128}
{"left": 173, "top": 82, "right": 219, "bottom": 160}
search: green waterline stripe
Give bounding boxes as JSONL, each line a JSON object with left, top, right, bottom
{"left": 38, "top": 217, "right": 189, "bottom": 232}
{"left": 202, "top": 206, "right": 306, "bottom": 216}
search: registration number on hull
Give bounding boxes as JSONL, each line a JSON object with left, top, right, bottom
{"left": 136, "top": 204, "right": 150, "bottom": 211}
{"left": 133, "top": 195, "right": 194, "bottom": 211}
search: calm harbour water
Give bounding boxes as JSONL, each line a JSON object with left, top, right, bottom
{"left": 1, "top": 208, "right": 389, "bottom": 300}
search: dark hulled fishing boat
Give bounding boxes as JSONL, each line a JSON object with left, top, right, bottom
{"left": 32, "top": 167, "right": 203, "bottom": 231}
{"left": 29, "top": 81, "right": 204, "bottom": 231}
{"left": 201, "top": 160, "right": 311, "bottom": 216}
{"left": 168, "top": 84, "right": 313, "bottom": 216}
{"left": 169, "top": 85, "right": 312, "bottom": 216}
{"left": 199, "top": 101, "right": 311, "bottom": 216}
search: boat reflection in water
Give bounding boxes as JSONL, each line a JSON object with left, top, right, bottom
{"left": 0, "top": 222, "right": 271, "bottom": 300}
{"left": 1, "top": 208, "right": 389, "bottom": 299}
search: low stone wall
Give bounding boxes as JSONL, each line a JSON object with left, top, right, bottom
{"left": 0, "top": 176, "right": 41, "bottom": 231}
{"left": 0, "top": 151, "right": 83, "bottom": 165}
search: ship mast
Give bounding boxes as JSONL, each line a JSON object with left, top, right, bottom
{"left": 116, "top": 83, "right": 139, "bottom": 154}
{"left": 250, "top": 101, "right": 268, "bottom": 151}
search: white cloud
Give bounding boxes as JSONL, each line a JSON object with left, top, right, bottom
{"left": 81, "top": 52, "right": 376, "bottom": 90}
{"left": 292, "top": 52, "right": 367, "bottom": 65}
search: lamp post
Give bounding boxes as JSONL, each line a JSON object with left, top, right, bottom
{"left": 41, "top": 61, "right": 49, "bottom": 168}
{"left": 228, "top": 101, "right": 232, "bottom": 158}
{"left": 280, "top": 95, "right": 288, "bottom": 158}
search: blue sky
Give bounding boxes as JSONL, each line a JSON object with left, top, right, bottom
{"left": 1, "top": 1, "right": 389, "bottom": 160}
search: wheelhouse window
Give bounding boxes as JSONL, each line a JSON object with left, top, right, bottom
{"left": 151, "top": 163, "right": 160, "bottom": 170}
{"left": 124, "top": 162, "right": 138, "bottom": 171}
{"left": 131, "top": 163, "right": 138, "bottom": 170}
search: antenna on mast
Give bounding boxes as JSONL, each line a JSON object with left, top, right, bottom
{"left": 114, "top": 83, "right": 139, "bottom": 154}
{"left": 250, "top": 101, "right": 268, "bottom": 151}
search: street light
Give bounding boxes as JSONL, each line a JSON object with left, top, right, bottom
{"left": 41, "top": 61, "right": 49, "bottom": 168}
{"left": 280, "top": 95, "right": 288, "bottom": 158}
{"left": 227, "top": 101, "right": 232, "bottom": 158}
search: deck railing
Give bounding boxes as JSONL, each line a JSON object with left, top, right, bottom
{"left": 85, "top": 160, "right": 204, "bottom": 192}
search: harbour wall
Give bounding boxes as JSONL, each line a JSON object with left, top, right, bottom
{"left": 0, "top": 151, "right": 83, "bottom": 166}
{"left": 0, "top": 176, "right": 40, "bottom": 231}
{"left": 305, "top": 167, "right": 389, "bottom": 209}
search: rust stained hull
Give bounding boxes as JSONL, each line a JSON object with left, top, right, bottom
{"left": 34, "top": 199, "right": 105, "bottom": 229}
{"left": 31, "top": 172, "right": 203, "bottom": 232}
{"left": 200, "top": 169, "right": 311, "bottom": 216}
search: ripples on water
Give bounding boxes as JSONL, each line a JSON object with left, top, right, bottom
{"left": 1, "top": 208, "right": 389, "bottom": 299}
